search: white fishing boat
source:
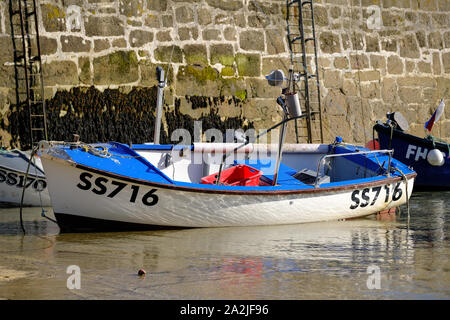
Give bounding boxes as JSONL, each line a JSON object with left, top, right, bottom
{"left": 0, "top": 149, "right": 51, "bottom": 207}
{"left": 38, "top": 135, "right": 415, "bottom": 232}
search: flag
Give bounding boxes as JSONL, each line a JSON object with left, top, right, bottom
{"left": 425, "top": 99, "right": 445, "bottom": 132}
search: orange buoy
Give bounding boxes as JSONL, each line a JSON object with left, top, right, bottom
{"left": 366, "top": 139, "right": 380, "bottom": 150}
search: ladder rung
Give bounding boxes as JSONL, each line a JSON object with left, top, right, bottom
{"left": 302, "top": 1, "right": 312, "bottom": 6}
{"left": 31, "top": 114, "right": 44, "bottom": 117}
{"left": 31, "top": 128, "right": 44, "bottom": 131}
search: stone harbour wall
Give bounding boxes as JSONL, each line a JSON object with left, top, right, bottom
{"left": 0, "top": 0, "right": 449, "bottom": 148}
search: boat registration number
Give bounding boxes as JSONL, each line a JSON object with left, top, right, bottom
{"left": 76, "top": 172, "right": 159, "bottom": 206}
{"left": 0, "top": 169, "right": 47, "bottom": 191}
{"left": 350, "top": 182, "right": 402, "bottom": 209}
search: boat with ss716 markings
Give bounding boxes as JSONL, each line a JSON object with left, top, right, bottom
{"left": 37, "top": 138, "right": 416, "bottom": 232}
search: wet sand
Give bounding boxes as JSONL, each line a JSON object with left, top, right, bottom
{"left": 0, "top": 191, "right": 449, "bottom": 300}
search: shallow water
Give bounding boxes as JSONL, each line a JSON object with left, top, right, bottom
{"left": 0, "top": 191, "right": 448, "bottom": 300}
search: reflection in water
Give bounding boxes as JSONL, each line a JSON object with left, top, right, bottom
{"left": 0, "top": 191, "right": 448, "bottom": 299}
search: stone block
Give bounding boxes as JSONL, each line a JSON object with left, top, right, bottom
{"left": 154, "top": 45, "right": 183, "bottom": 63}
{"left": 416, "top": 31, "right": 427, "bottom": 48}
{"left": 351, "top": 33, "right": 364, "bottom": 51}
{"left": 112, "top": 38, "right": 127, "bottom": 48}
{"left": 365, "top": 35, "right": 380, "bottom": 52}
{"left": 245, "top": 78, "right": 280, "bottom": 99}
{"left": 78, "top": 57, "right": 91, "bottom": 85}
{"left": 350, "top": 54, "right": 370, "bottom": 69}
{"left": 61, "top": 36, "right": 92, "bottom": 53}
{"left": 387, "top": 55, "right": 403, "bottom": 74}
{"left": 40, "top": 37, "right": 58, "bottom": 55}
{"left": 203, "top": 29, "right": 221, "bottom": 41}
{"left": 432, "top": 52, "right": 442, "bottom": 75}
{"left": 86, "top": 16, "right": 124, "bottom": 37}
{"left": 399, "top": 34, "right": 420, "bottom": 59}
{"left": 381, "top": 77, "right": 397, "bottom": 103}
{"left": 119, "top": 0, "right": 145, "bottom": 17}
{"left": 178, "top": 27, "right": 199, "bottom": 41}
{"left": 147, "top": 0, "right": 167, "bottom": 11}
{"left": 184, "top": 44, "right": 208, "bottom": 66}
{"left": 399, "top": 87, "right": 422, "bottom": 103}
{"left": 334, "top": 57, "right": 349, "bottom": 69}
{"left": 144, "top": 15, "right": 160, "bottom": 28}
{"left": 40, "top": 3, "right": 66, "bottom": 32}
{"left": 248, "top": 15, "right": 270, "bottom": 28}
{"left": 129, "top": 30, "right": 154, "bottom": 47}
{"left": 319, "top": 32, "right": 341, "bottom": 54}
{"left": 314, "top": 6, "right": 329, "bottom": 27}
{"left": 397, "top": 76, "right": 436, "bottom": 88}
{"left": 240, "top": 30, "right": 265, "bottom": 52}
{"left": 262, "top": 57, "right": 291, "bottom": 75}
{"left": 358, "top": 70, "right": 380, "bottom": 82}
{"left": 418, "top": 0, "right": 437, "bottom": 10}
{"left": 210, "top": 44, "right": 234, "bottom": 67}
{"left": 175, "top": 6, "right": 194, "bottom": 23}
{"left": 417, "top": 61, "right": 432, "bottom": 74}
{"left": 343, "top": 80, "right": 358, "bottom": 96}
{"left": 206, "top": 0, "right": 243, "bottom": 11}
{"left": 93, "top": 51, "right": 139, "bottom": 85}
{"left": 443, "top": 52, "right": 450, "bottom": 74}
{"left": 361, "top": 83, "right": 380, "bottom": 99}
{"left": 382, "top": 0, "right": 412, "bottom": 9}
{"left": 405, "top": 60, "right": 415, "bottom": 73}
{"left": 224, "top": 27, "right": 237, "bottom": 41}
{"left": 236, "top": 54, "right": 260, "bottom": 77}
{"left": 162, "top": 15, "right": 173, "bottom": 27}
{"left": 176, "top": 65, "right": 220, "bottom": 96}
{"left": 428, "top": 32, "right": 443, "bottom": 49}
{"left": 323, "top": 70, "right": 342, "bottom": 89}
{"left": 266, "top": 29, "right": 286, "bottom": 55}
{"left": 43, "top": 61, "right": 78, "bottom": 86}
{"left": 370, "top": 55, "right": 386, "bottom": 70}
{"left": 438, "top": 0, "right": 450, "bottom": 11}
{"left": 156, "top": 31, "right": 172, "bottom": 42}
{"left": 94, "top": 39, "right": 110, "bottom": 52}
{"left": 198, "top": 8, "right": 212, "bottom": 25}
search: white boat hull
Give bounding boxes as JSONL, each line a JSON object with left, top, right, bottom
{"left": 42, "top": 155, "right": 415, "bottom": 231}
{"left": 0, "top": 152, "right": 51, "bottom": 207}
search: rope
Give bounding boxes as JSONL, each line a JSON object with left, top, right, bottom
{"left": 392, "top": 166, "right": 410, "bottom": 228}
{"left": 18, "top": 145, "right": 39, "bottom": 234}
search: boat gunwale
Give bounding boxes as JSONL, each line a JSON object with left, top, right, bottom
{"left": 68, "top": 161, "right": 416, "bottom": 196}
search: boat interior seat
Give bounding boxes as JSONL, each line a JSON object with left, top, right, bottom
{"left": 233, "top": 159, "right": 305, "bottom": 186}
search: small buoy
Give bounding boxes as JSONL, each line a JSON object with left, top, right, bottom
{"left": 427, "top": 149, "right": 445, "bottom": 166}
{"left": 366, "top": 139, "right": 380, "bottom": 150}
{"left": 138, "top": 269, "right": 146, "bottom": 276}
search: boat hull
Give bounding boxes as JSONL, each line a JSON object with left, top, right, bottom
{"left": 0, "top": 151, "right": 51, "bottom": 207}
{"left": 42, "top": 154, "right": 415, "bottom": 232}
{"left": 374, "top": 123, "right": 450, "bottom": 189}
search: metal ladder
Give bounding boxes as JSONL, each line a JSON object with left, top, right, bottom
{"left": 8, "top": 0, "right": 47, "bottom": 149}
{"left": 286, "top": 0, "right": 323, "bottom": 143}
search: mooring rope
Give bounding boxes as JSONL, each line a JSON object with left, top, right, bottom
{"left": 392, "top": 166, "right": 411, "bottom": 228}
{"left": 18, "top": 146, "right": 39, "bottom": 234}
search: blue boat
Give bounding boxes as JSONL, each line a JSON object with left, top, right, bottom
{"left": 373, "top": 115, "right": 450, "bottom": 190}
{"left": 38, "top": 138, "right": 416, "bottom": 232}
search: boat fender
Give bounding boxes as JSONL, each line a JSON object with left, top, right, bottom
{"left": 427, "top": 149, "right": 445, "bottom": 166}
